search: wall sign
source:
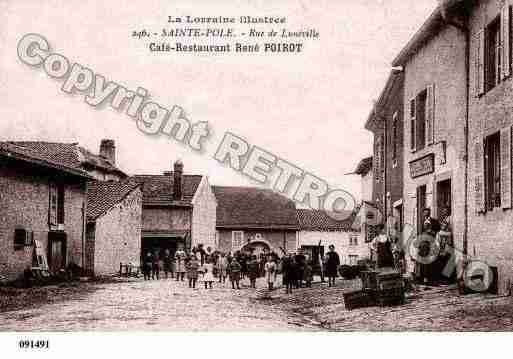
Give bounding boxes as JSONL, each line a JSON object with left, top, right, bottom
{"left": 410, "top": 153, "right": 435, "bottom": 178}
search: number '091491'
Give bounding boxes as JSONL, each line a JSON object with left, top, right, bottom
{"left": 18, "top": 339, "right": 49, "bottom": 349}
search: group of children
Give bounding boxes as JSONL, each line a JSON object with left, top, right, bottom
{"left": 142, "top": 246, "right": 316, "bottom": 293}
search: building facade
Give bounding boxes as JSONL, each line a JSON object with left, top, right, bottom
{"left": 467, "top": 0, "right": 513, "bottom": 294}
{"left": 0, "top": 142, "right": 90, "bottom": 281}
{"left": 365, "top": 70, "right": 405, "bottom": 232}
{"left": 296, "top": 209, "right": 367, "bottom": 266}
{"left": 134, "top": 161, "right": 217, "bottom": 259}
{"left": 392, "top": 8, "right": 468, "bottom": 274}
{"left": 213, "top": 186, "right": 298, "bottom": 255}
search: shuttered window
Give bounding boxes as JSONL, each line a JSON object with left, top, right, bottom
{"left": 501, "top": 4, "right": 511, "bottom": 80}
{"left": 49, "top": 183, "right": 65, "bottom": 226}
{"left": 474, "top": 139, "right": 486, "bottom": 214}
{"left": 485, "top": 132, "right": 501, "bottom": 210}
{"left": 392, "top": 111, "right": 398, "bottom": 160}
{"left": 410, "top": 86, "right": 434, "bottom": 152}
{"left": 480, "top": 8, "right": 513, "bottom": 93}
{"left": 410, "top": 98, "right": 416, "bottom": 151}
{"left": 476, "top": 30, "right": 485, "bottom": 96}
{"left": 501, "top": 127, "right": 512, "bottom": 209}
{"left": 426, "top": 84, "right": 435, "bottom": 145}
{"left": 49, "top": 183, "right": 58, "bottom": 226}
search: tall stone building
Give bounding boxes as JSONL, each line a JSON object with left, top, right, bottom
{"left": 466, "top": 0, "right": 513, "bottom": 294}
{"left": 392, "top": 6, "right": 468, "bottom": 273}
{"left": 365, "top": 69, "right": 405, "bottom": 233}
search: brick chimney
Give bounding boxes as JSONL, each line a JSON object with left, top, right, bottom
{"left": 99, "top": 139, "right": 116, "bottom": 165}
{"left": 173, "top": 159, "right": 183, "bottom": 200}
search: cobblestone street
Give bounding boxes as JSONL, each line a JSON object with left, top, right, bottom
{"left": 1, "top": 277, "right": 512, "bottom": 331}
{"left": 0, "top": 277, "right": 317, "bottom": 331}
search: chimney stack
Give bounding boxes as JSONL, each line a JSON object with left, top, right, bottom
{"left": 173, "top": 159, "right": 183, "bottom": 200}
{"left": 99, "top": 139, "right": 116, "bottom": 165}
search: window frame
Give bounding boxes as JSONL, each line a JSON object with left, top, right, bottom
{"left": 485, "top": 16, "right": 502, "bottom": 93}
{"left": 484, "top": 132, "right": 501, "bottom": 210}
{"left": 392, "top": 111, "right": 398, "bottom": 160}
{"left": 231, "top": 230, "right": 244, "bottom": 250}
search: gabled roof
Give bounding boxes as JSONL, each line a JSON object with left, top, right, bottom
{"left": 213, "top": 186, "right": 298, "bottom": 230}
{"left": 0, "top": 141, "right": 127, "bottom": 178}
{"left": 86, "top": 179, "right": 141, "bottom": 221}
{"left": 365, "top": 69, "right": 404, "bottom": 132}
{"left": 353, "top": 156, "right": 373, "bottom": 176}
{"left": 0, "top": 142, "right": 92, "bottom": 179}
{"left": 132, "top": 173, "right": 203, "bottom": 206}
{"left": 391, "top": 6, "right": 444, "bottom": 67}
{"left": 296, "top": 209, "right": 355, "bottom": 232}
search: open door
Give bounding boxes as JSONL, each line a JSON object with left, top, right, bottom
{"left": 48, "top": 232, "right": 67, "bottom": 273}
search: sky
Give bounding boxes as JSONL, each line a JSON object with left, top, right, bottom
{"left": 0, "top": 0, "right": 438, "bottom": 201}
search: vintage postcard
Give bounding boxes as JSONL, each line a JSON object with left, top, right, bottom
{"left": 1, "top": 0, "right": 512, "bottom": 355}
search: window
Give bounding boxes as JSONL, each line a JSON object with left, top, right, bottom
{"left": 49, "top": 183, "right": 65, "bottom": 226}
{"left": 416, "top": 90, "right": 427, "bottom": 151}
{"left": 410, "top": 99, "right": 416, "bottom": 150}
{"left": 14, "top": 228, "right": 33, "bottom": 250}
{"left": 485, "top": 132, "right": 501, "bottom": 209}
{"left": 410, "top": 86, "right": 434, "bottom": 151}
{"left": 231, "top": 231, "right": 243, "bottom": 250}
{"left": 486, "top": 17, "right": 502, "bottom": 92}
{"left": 375, "top": 134, "right": 384, "bottom": 181}
{"left": 392, "top": 111, "right": 398, "bottom": 160}
{"left": 349, "top": 234, "right": 358, "bottom": 246}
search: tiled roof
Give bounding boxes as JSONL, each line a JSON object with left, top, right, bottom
{"left": 132, "top": 174, "right": 203, "bottom": 206}
{"left": 213, "top": 186, "right": 298, "bottom": 229}
{"left": 353, "top": 156, "right": 373, "bottom": 176}
{"left": 296, "top": 209, "right": 355, "bottom": 232}
{"left": 86, "top": 179, "right": 141, "bottom": 221}
{"left": 0, "top": 142, "right": 91, "bottom": 178}
{"left": 0, "top": 141, "right": 126, "bottom": 177}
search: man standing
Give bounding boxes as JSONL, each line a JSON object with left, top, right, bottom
{"left": 294, "top": 249, "right": 306, "bottom": 288}
{"left": 325, "top": 245, "right": 340, "bottom": 287}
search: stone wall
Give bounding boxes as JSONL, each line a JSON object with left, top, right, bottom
{"left": 92, "top": 187, "right": 142, "bottom": 276}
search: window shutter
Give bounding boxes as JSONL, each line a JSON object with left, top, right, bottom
{"left": 426, "top": 84, "right": 435, "bottom": 145}
{"left": 410, "top": 98, "right": 416, "bottom": 151}
{"left": 502, "top": 4, "right": 511, "bottom": 79}
{"left": 474, "top": 139, "right": 486, "bottom": 213}
{"left": 501, "top": 127, "right": 512, "bottom": 209}
{"left": 49, "top": 183, "right": 58, "bottom": 225}
{"left": 476, "top": 30, "right": 485, "bottom": 96}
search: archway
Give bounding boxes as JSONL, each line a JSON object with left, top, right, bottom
{"left": 241, "top": 240, "right": 272, "bottom": 257}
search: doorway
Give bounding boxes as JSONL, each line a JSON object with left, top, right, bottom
{"left": 416, "top": 185, "right": 427, "bottom": 234}
{"left": 437, "top": 179, "right": 452, "bottom": 225}
{"left": 48, "top": 231, "right": 67, "bottom": 273}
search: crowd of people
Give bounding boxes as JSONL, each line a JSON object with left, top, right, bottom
{"left": 369, "top": 207, "right": 455, "bottom": 286}
{"left": 140, "top": 243, "right": 343, "bottom": 293}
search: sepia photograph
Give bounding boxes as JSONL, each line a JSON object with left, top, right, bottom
{"left": 0, "top": 0, "right": 512, "bottom": 356}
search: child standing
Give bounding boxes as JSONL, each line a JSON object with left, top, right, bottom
{"left": 247, "top": 255, "right": 260, "bottom": 289}
{"left": 264, "top": 256, "right": 277, "bottom": 291}
{"left": 229, "top": 257, "right": 241, "bottom": 289}
{"left": 201, "top": 258, "right": 215, "bottom": 289}
{"left": 186, "top": 255, "right": 200, "bottom": 289}
{"left": 217, "top": 253, "right": 229, "bottom": 283}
